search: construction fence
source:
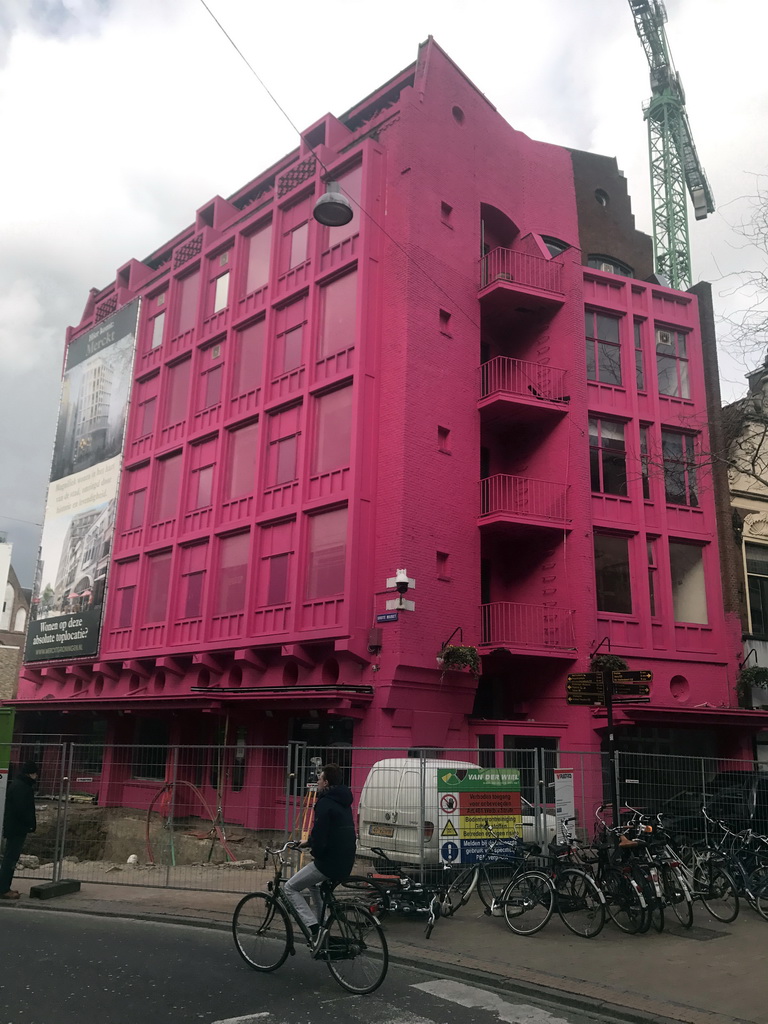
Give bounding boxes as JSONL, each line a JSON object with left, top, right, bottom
{"left": 2, "top": 740, "right": 767, "bottom": 894}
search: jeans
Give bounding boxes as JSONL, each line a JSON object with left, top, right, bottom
{"left": 282, "top": 861, "right": 328, "bottom": 931}
{"left": 0, "top": 834, "right": 26, "bottom": 894}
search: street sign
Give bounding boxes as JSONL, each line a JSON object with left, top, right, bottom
{"left": 612, "top": 682, "right": 651, "bottom": 696}
{"left": 567, "top": 694, "right": 604, "bottom": 706}
{"left": 567, "top": 681, "right": 604, "bottom": 694}
{"left": 612, "top": 670, "right": 653, "bottom": 683}
{"left": 376, "top": 612, "right": 399, "bottom": 623}
{"left": 610, "top": 696, "right": 651, "bottom": 704}
{"left": 567, "top": 673, "right": 601, "bottom": 684}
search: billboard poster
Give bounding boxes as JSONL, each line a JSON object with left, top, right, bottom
{"left": 25, "top": 300, "right": 139, "bottom": 663}
{"left": 437, "top": 767, "right": 522, "bottom": 864}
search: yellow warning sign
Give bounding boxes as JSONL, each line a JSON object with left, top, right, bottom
{"left": 441, "top": 819, "right": 458, "bottom": 837}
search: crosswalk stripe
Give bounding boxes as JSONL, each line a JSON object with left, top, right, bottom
{"left": 211, "top": 1014, "right": 270, "bottom": 1024}
{"left": 412, "top": 980, "right": 573, "bottom": 1024}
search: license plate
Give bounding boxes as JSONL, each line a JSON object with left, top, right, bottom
{"left": 368, "top": 824, "right": 395, "bottom": 838}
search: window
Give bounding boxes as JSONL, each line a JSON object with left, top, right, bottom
{"left": 326, "top": 163, "right": 362, "bottom": 244}
{"left": 634, "top": 321, "right": 645, "bottom": 390}
{"left": 747, "top": 543, "right": 768, "bottom": 637}
{"left": 585, "top": 311, "right": 622, "bottom": 386}
{"left": 176, "top": 269, "right": 200, "bottom": 336}
{"left": 164, "top": 359, "right": 191, "bottom": 425}
{"left": 640, "top": 426, "right": 651, "bottom": 500}
{"left": 113, "top": 560, "right": 138, "bottom": 629}
{"left": 135, "top": 374, "right": 159, "bottom": 438}
{"left": 245, "top": 222, "right": 272, "bottom": 294}
{"left": 152, "top": 453, "right": 183, "bottom": 523}
{"left": 438, "top": 426, "right": 451, "bottom": 454}
{"left": 215, "top": 533, "right": 250, "bottom": 615}
{"left": 145, "top": 551, "right": 172, "bottom": 623}
{"left": 224, "top": 421, "right": 259, "bottom": 500}
{"left": 542, "top": 237, "right": 569, "bottom": 257}
{"left": 148, "top": 309, "right": 165, "bottom": 350}
{"left": 139, "top": 397, "right": 156, "bottom": 437}
{"left": 594, "top": 533, "right": 632, "bottom": 614}
{"left": 589, "top": 418, "right": 627, "bottom": 496}
{"left": 306, "top": 507, "right": 348, "bottom": 600}
{"left": 198, "top": 347, "right": 223, "bottom": 410}
{"left": 269, "top": 435, "right": 298, "bottom": 485}
{"left": 656, "top": 328, "right": 690, "bottom": 399}
{"left": 132, "top": 719, "right": 169, "bottom": 781}
{"left": 124, "top": 466, "right": 149, "bottom": 529}
{"left": 231, "top": 320, "right": 264, "bottom": 398}
{"left": 312, "top": 386, "right": 352, "bottom": 475}
{"left": 647, "top": 537, "right": 658, "bottom": 617}
{"left": 212, "top": 271, "right": 230, "bottom": 313}
{"left": 273, "top": 297, "right": 306, "bottom": 376}
{"left": 437, "top": 552, "right": 450, "bottom": 579}
{"left": 318, "top": 271, "right": 357, "bottom": 359}
{"left": 258, "top": 520, "right": 294, "bottom": 607}
{"left": 662, "top": 431, "right": 698, "bottom": 506}
{"left": 588, "top": 255, "right": 633, "bottom": 277}
{"left": 669, "top": 542, "right": 708, "bottom": 623}
{"left": 288, "top": 222, "right": 308, "bottom": 269}
{"left": 178, "top": 543, "right": 207, "bottom": 619}
{"left": 190, "top": 464, "right": 213, "bottom": 509}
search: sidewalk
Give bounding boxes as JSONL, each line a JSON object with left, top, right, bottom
{"left": 2, "top": 877, "right": 764, "bottom": 1024}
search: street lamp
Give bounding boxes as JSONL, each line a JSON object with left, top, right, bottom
{"left": 312, "top": 182, "right": 354, "bottom": 227}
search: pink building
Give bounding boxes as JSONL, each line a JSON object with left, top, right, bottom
{"left": 10, "top": 39, "right": 766, "bottom": 819}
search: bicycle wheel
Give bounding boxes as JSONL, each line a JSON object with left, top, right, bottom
{"left": 661, "top": 864, "right": 693, "bottom": 929}
{"left": 602, "top": 869, "right": 646, "bottom": 934}
{"left": 477, "top": 862, "right": 518, "bottom": 911}
{"left": 753, "top": 873, "right": 768, "bottom": 922}
{"left": 425, "top": 893, "right": 442, "bottom": 938}
{"left": 501, "top": 871, "right": 554, "bottom": 936}
{"left": 442, "top": 867, "right": 477, "bottom": 917}
{"left": 232, "top": 892, "right": 291, "bottom": 971}
{"left": 324, "top": 903, "right": 388, "bottom": 995}
{"left": 554, "top": 868, "right": 605, "bottom": 938}
{"left": 694, "top": 861, "right": 740, "bottom": 923}
{"left": 335, "top": 877, "right": 390, "bottom": 919}
{"left": 633, "top": 865, "right": 663, "bottom": 935}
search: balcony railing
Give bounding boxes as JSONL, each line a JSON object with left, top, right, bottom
{"left": 480, "top": 247, "right": 563, "bottom": 294}
{"left": 480, "top": 475, "right": 569, "bottom": 523}
{"left": 481, "top": 602, "right": 576, "bottom": 650}
{"left": 480, "top": 355, "right": 568, "bottom": 403}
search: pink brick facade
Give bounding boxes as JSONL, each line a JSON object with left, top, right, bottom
{"left": 11, "top": 40, "right": 764, "bottom": 819}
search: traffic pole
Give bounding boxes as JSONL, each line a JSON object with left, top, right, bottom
{"left": 603, "top": 670, "right": 620, "bottom": 828}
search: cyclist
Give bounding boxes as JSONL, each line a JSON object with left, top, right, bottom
{"left": 283, "top": 763, "right": 356, "bottom": 951}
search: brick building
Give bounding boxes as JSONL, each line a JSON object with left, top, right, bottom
{"left": 8, "top": 39, "right": 767, "bottom": 823}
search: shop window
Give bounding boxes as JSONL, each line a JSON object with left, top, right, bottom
{"left": 132, "top": 718, "right": 169, "bottom": 781}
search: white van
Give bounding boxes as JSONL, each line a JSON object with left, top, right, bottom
{"left": 356, "top": 758, "right": 556, "bottom": 865}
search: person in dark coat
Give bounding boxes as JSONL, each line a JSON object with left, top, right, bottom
{"left": 1, "top": 761, "right": 39, "bottom": 900}
{"left": 283, "top": 763, "right": 356, "bottom": 949}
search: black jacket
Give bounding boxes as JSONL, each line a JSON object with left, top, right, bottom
{"left": 308, "top": 785, "right": 356, "bottom": 881}
{"left": 3, "top": 774, "right": 37, "bottom": 839}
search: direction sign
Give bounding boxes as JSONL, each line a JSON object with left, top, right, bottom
{"left": 567, "top": 681, "right": 604, "bottom": 694}
{"left": 567, "top": 673, "right": 601, "bottom": 684}
{"left": 567, "top": 694, "right": 604, "bottom": 706}
{"left": 612, "top": 670, "right": 653, "bottom": 683}
{"left": 612, "top": 682, "right": 651, "bottom": 696}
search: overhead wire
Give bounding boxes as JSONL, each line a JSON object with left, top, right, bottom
{"left": 197, "top": 0, "right": 482, "bottom": 332}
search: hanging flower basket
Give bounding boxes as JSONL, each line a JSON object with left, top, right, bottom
{"left": 589, "top": 654, "right": 628, "bottom": 674}
{"left": 437, "top": 644, "right": 481, "bottom": 679}
{"left": 736, "top": 665, "right": 768, "bottom": 706}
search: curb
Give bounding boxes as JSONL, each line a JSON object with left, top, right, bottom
{"left": 4, "top": 898, "right": 751, "bottom": 1024}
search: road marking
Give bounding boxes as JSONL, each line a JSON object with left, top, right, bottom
{"left": 211, "top": 1014, "right": 270, "bottom": 1024}
{"left": 413, "top": 980, "right": 573, "bottom": 1024}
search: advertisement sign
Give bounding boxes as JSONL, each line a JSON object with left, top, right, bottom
{"left": 437, "top": 767, "right": 522, "bottom": 864}
{"left": 553, "top": 769, "right": 576, "bottom": 840}
{"left": 25, "top": 301, "right": 139, "bottom": 663}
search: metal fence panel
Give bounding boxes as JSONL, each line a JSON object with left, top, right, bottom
{"left": 1, "top": 740, "right": 65, "bottom": 886}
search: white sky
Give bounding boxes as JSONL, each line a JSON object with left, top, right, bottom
{"left": 1, "top": 0, "right": 767, "bottom": 583}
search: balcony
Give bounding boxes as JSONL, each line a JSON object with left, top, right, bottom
{"left": 479, "top": 248, "right": 564, "bottom": 317}
{"left": 479, "top": 356, "right": 569, "bottom": 425}
{"left": 480, "top": 602, "right": 576, "bottom": 656}
{"left": 479, "top": 475, "right": 570, "bottom": 536}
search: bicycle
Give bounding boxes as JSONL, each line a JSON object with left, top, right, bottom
{"left": 232, "top": 840, "right": 388, "bottom": 994}
{"left": 441, "top": 821, "right": 530, "bottom": 918}
{"left": 545, "top": 819, "right": 606, "bottom": 938}
{"left": 364, "top": 847, "right": 445, "bottom": 938}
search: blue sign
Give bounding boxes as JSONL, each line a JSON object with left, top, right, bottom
{"left": 376, "top": 612, "right": 399, "bottom": 623}
{"left": 441, "top": 841, "right": 459, "bottom": 862}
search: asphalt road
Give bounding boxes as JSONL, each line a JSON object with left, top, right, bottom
{"left": 1, "top": 909, "right": 615, "bottom": 1024}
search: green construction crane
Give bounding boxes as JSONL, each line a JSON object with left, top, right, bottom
{"left": 628, "top": 0, "right": 715, "bottom": 289}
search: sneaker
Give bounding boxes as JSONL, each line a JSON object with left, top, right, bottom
{"left": 0, "top": 891, "right": 20, "bottom": 900}
{"left": 310, "top": 926, "right": 328, "bottom": 957}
